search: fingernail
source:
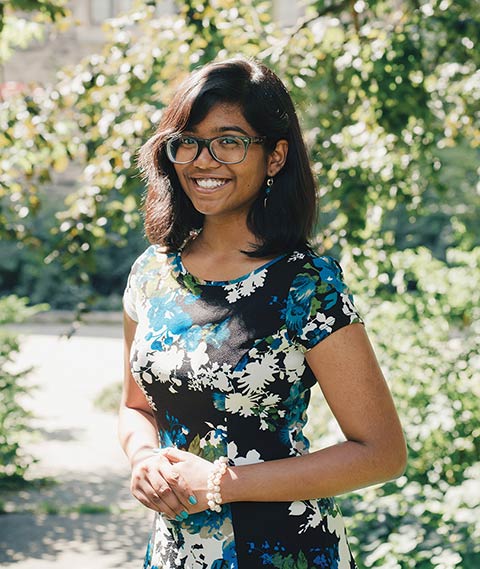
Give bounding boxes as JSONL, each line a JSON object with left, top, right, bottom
{"left": 175, "top": 514, "right": 183, "bottom": 522}
{"left": 188, "top": 495, "right": 197, "bottom": 505}
{"left": 181, "top": 510, "right": 189, "bottom": 519}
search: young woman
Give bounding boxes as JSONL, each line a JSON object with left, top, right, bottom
{"left": 119, "top": 57, "right": 407, "bottom": 569}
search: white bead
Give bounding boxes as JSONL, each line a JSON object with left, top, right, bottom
{"left": 206, "top": 456, "right": 229, "bottom": 512}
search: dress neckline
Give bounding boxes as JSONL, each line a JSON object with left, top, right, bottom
{"left": 172, "top": 250, "right": 288, "bottom": 287}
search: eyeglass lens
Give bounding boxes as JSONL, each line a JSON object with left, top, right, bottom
{"left": 169, "top": 136, "right": 246, "bottom": 164}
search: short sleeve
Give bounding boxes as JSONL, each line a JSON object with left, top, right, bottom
{"left": 123, "top": 262, "right": 139, "bottom": 322}
{"left": 285, "top": 255, "right": 363, "bottom": 352}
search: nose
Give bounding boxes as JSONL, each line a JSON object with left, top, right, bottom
{"left": 193, "top": 144, "right": 219, "bottom": 168}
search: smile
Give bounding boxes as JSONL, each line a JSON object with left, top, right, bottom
{"left": 193, "top": 178, "right": 230, "bottom": 189}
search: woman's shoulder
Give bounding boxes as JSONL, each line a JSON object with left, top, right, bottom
{"left": 284, "top": 247, "right": 344, "bottom": 278}
{"left": 126, "top": 244, "right": 177, "bottom": 287}
{"left": 129, "top": 243, "right": 170, "bottom": 270}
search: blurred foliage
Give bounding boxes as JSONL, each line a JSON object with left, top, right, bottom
{"left": 0, "top": 0, "right": 479, "bottom": 566}
{"left": 0, "top": 0, "right": 71, "bottom": 63}
{"left": 0, "top": 0, "right": 478, "bottom": 276}
{"left": 337, "top": 247, "right": 479, "bottom": 568}
{"left": 0, "top": 295, "right": 48, "bottom": 483}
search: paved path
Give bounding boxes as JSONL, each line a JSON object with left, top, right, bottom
{"left": 0, "top": 323, "right": 152, "bottom": 568}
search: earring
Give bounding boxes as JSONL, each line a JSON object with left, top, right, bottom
{"left": 263, "top": 177, "right": 274, "bottom": 208}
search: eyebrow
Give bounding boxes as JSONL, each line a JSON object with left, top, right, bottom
{"left": 189, "top": 125, "right": 251, "bottom": 136}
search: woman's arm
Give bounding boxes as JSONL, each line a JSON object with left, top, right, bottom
{"left": 118, "top": 311, "right": 197, "bottom": 519}
{"left": 165, "top": 323, "right": 407, "bottom": 506}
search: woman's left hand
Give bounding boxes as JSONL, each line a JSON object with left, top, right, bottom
{"left": 160, "top": 447, "right": 218, "bottom": 514}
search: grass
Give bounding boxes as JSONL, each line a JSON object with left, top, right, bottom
{"left": 93, "top": 382, "right": 122, "bottom": 413}
{"left": 0, "top": 474, "right": 57, "bottom": 492}
{"left": 21, "top": 501, "right": 114, "bottom": 516}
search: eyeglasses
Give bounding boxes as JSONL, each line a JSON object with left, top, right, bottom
{"left": 165, "top": 134, "right": 266, "bottom": 165}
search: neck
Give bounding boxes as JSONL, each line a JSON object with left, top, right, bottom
{"left": 195, "top": 216, "right": 259, "bottom": 256}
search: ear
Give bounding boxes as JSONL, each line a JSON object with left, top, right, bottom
{"left": 267, "top": 139, "right": 288, "bottom": 177}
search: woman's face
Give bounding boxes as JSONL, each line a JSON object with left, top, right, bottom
{"left": 172, "top": 102, "right": 286, "bottom": 223}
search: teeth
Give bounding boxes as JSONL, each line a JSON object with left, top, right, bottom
{"left": 195, "top": 178, "right": 228, "bottom": 189}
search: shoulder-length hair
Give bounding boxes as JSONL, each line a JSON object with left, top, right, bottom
{"left": 137, "top": 57, "right": 317, "bottom": 257}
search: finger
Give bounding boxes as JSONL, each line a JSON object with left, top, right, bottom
{"left": 160, "top": 449, "right": 199, "bottom": 507}
{"left": 168, "top": 465, "right": 198, "bottom": 508}
{"left": 131, "top": 460, "right": 181, "bottom": 514}
{"left": 132, "top": 478, "right": 184, "bottom": 520}
{"left": 148, "top": 481, "right": 185, "bottom": 519}
{"left": 133, "top": 454, "right": 196, "bottom": 515}
{"left": 162, "top": 446, "right": 186, "bottom": 463}
{"left": 149, "top": 466, "right": 193, "bottom": 513}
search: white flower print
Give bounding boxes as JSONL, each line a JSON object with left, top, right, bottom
{"left": 224, "top": 269, "right": 267, "bottom": 303}
{"left": 341, "top": 292, "right": 360, "bottom": 323}
{"left": 228, "top": 441, "right": 264, "bottom": 466}
{"left": 283, "top": 346, "right": 305, "bottom": 377}
{"left": 130, "top": 349, "right": 155, "bottom": 384}
{"left": 262, "top": 393, "right": 281, "bottom": 407}
{"left": 288, "top": 501, "right": 307, "bottom": 516}
{"left": 237, "top": 352, "right": 278, "bottom": 394}
{"left": 326, "top": 510, "right": 352, "bottom": 569}
{"left": 259, "top": 419, "right": 269, "bottom": 430}
{"left": 288, "top": 251, "right": 306, "bottom": 262}
{"left": 189, "top": 341, "right": 209, "bottom": 375}
{"left": 213, "top": 371, "right": 232, "bottom": 392}
{"left": 200, "top": 423, "right": 228, "bottom": 449}
{"left": 224, "top": 392, "right": 258, "bottom": 417}
{"left": 150, "top": 345, "right": 184, "bottom": 384}
{"left": 302, "top": 312, "right": 336, "bottom": 339}
{"left": 289, "top": 499, "right": 324, "bottom": 533}
{"left": 224, "top": 286, "right": 241, "bottom": 303}
{"left": 186, "top": 361, "right": 234, "bottom": 393}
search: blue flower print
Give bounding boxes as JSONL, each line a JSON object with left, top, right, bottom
{"left": 169, "top": 251, "right": 184, "bottom": 274}
{"left": 312, "top": 544, "right": 339, "bottom": 569}
{"left": 148, "top": 294, "right": 192, "bottom": 335}
{"left": 312, "top": 256, "right": 347, "bottom": 294}
{"left": 180, "top": 505, "right": 230, "bottom": 539}
{"left": 182, "top": 325, "right": 203, "bottom": 351}
{"left": 261, "top": 552, "right": 274, "bottom": 565}
{"left": 143, "top": 538, "right": 152, "bottom": 569}
{"left": 205, "top": 318, "right": 231, "bottom": 348}
{"left": 279, "top": 381, "right": 310, "bottom": 453}
{"left": 285, "top": 273, "right": 317, "bottom": 335}
{"left": 212, "top": 392, "right": 226, "bottom": 411}
{"left": 220, "top": 539, "right": 238, "bottom": 569}
{"left": 303, "top": 326, "right": 330, "bottom": 348}
{"left": 159, "top": 412, "right": 189, "bottom": 448}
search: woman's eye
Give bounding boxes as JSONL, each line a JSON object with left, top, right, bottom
{"left": 220, "top": 137, "right": 240, "bottom": 146}
{"left": 180, "top": 137, "right": 197, "bottom": 146}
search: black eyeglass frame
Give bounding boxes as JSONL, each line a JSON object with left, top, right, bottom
{"left": 165, "top": 134, "right": 267, "bottom": 165}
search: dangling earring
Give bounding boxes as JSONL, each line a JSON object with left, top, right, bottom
{"left": 264, "top": 177, "right": 274, "bottom": 208}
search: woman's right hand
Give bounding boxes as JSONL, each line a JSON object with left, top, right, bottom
{"left": 130, "top": 450, "right": 198, "bottom": 521}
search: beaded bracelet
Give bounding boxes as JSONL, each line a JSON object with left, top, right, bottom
{"left": 206, "top": 457, "right": 228, "bottom": 513}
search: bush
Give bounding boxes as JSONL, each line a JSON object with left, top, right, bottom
{"left": 0, "top": 295, "right": 48, "bottom": 483}
{"left": 310, "top": 247, "right": 480, "bottom": 568}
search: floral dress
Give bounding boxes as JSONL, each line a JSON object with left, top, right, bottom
{"left": 123, "top": 244, "right": 363, "bottom": 569}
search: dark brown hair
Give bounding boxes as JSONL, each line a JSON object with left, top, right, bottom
{"left": 137, "top": 57, "right": 317, "bottom": 257}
